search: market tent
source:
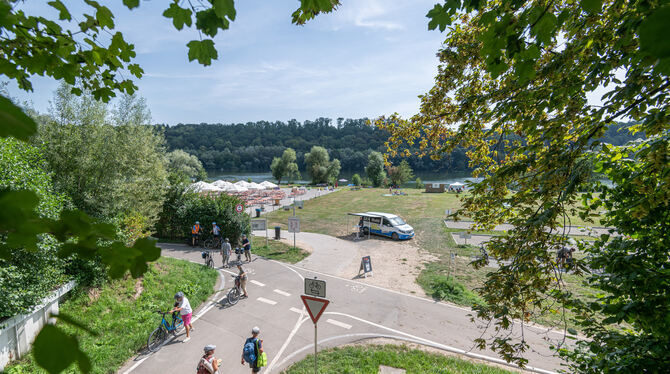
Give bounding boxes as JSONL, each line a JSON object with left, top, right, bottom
{"left": 260, "top": 181, "right": 278, "bottom": 188}
{"left": 227, "top": 184, "right": 248, "bottom": 193}
{"left": 189, "top": 181, "right": 222, "bottom": 192}
{"left": 234, "top": 180, "right": 251, "bottom": 188}
{"left": 212, "top": 180, "right": 233, "bottom": 188}
{"left": 449, "top": 182, "right": 465, "bottom": 187}
{"left": 247, "top": 182, "right": 265, "bottom": 190}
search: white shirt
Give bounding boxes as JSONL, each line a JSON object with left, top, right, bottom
{"left": 178, "top": 296, "right": 192, "bottom": 315}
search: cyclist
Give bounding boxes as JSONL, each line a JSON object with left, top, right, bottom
{"left": 211, "top": 222, "right": 221, "bottom": 244}
{"left": 237, "top": 264, "right": 248, "bottom": 298}
{"left": 171, "top": 291, "right": 194, "bottom": 340}
{"left": 191, "top": 221, "right": 202, "bottom": 246}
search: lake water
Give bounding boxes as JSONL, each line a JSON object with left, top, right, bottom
{"left": 207, "top": 171, "right": 483, "bottom": 186}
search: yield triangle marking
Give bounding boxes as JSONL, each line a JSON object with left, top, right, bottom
{"left": 300, "top": 295, "right": 330, "bottom": 323}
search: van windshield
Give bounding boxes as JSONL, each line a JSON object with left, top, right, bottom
{"left": 389, "top": 217, "right": 406, "bottom": 226}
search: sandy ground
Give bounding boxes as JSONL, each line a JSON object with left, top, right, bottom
{"left": 343, "top": 236, "right": 437, "bottom": 296}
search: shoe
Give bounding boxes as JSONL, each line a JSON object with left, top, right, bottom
{"left": 242, "top": 295, "right": 248, "bottom": 299}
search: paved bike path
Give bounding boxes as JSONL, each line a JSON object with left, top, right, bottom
{"left": 118, "top": 244, "right": 566, "bottom": 374}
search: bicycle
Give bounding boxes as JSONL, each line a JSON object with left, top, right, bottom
{"left": 201, "top": 250, "right": 215, "bottom": 268}
{"left": 227, "top": 275, "right": 243, "bottom": 305}
{"left": 203, "top": 236, "right": 221, "bottom": 249}
{"left": 147, "top": 310, "right": 184, "bottom": 352}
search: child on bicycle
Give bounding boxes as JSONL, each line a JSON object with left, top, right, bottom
{"left": 171, "top": 291, "right": 194, "bottom": 339}
{"left": 237, "top": 264, "right": 248, "bottom": 298}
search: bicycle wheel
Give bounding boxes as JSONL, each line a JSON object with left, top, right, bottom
{"left": 147, "top": 326, "right": 167, "bottom": 352}
{"left": 228, "top": 287, "right": 240, "bottom": 305}
{"left": 206, "top": 258, "right": 214, "bottom": 268}
{"left": 173, "top": 314, "right": 184, "bottom": 332}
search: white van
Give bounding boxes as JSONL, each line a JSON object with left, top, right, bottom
{"left": 350, "top": 212, "right": 415, "bottom": 240}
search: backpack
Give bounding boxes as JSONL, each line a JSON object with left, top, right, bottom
{"left": 243, "top": 338, "right": 257, "bottom": 364}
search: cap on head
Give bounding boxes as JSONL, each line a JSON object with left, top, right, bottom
{"left": 242, "top": 234, "right": 247, "bottom": 238}
{"left": 225, "top": 238, "right": 229, "bottom": 242}
{"left": 195, "top": 221, "right": 199, "bottom": 224}
{"left": 252, "top": 326, "right": 260, "bottom": 334}
{"left": 204, "top": 344, "right": 216, "bottom": 352}
{"left": 174, "top": 291, "right": 184, "bottom": 300}
{"left": 212, "top": 222, "right": 216, "bottom": 225}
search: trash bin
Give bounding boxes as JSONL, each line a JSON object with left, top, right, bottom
{"left": 255, "top": 208, "right": 261, "bottom": 218}
{"left": 274, "top": 226, "right": 281, "bottom": 240}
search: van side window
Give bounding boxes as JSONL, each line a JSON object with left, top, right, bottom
{"left": 383, "top": 218, "right": 390, "bottom": 226}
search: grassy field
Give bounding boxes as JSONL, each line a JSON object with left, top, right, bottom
{"left": 252, "top": 235, "right": 310, "bottom": 263}
{"left": 265, "top": 188, "right": 600, "bottom": 329}
{"left": 282, "top": 344, "right": 514, "bottom": 373}
{"left": 5, "top": 257, "right": 218, "bottom": 374}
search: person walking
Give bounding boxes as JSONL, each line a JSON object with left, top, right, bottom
{"left": 221, "top": 237, "right": 231, "bottom": 268}
{"left": 241, "top": 234, "right": 252, "bottom": 262}
{"left": 197, "top": 345, "right": 221, "bottom": 374}
{"left": 237, "top": 264, "right": 248, "bottom": 298}
{"left": 171, "top": 291, "right": 194, "bottom": 340}
{"left": 241, "top": 326, "right": 264, "bottom": 373}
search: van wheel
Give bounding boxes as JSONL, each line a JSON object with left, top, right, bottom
{"left": 392, "top": 233, "right": 399, "bottom": 241}
{"left": 363, "top": 227, "right": 369, "bottom": 235}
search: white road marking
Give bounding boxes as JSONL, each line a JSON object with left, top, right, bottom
{"left": 326, "top": 318, "right": 352, "bottom": 329}
{"left": 256, "top": 297, "right": 277, "bottom": 305}
{"left": 289, "top": 307, "right": 304, "bottom": 315}
{"left": 251, "top": 280, "right": 265, "bottom": 287}
{"left": 267, "top": 314, "right": 310, "bottom": 373}
{"left": 273, "top": 289, "right": 291, "bottom": 297}
{"left": 318, "top": 311, "right": 558, "bottom": 374}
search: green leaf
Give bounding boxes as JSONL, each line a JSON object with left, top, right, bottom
{"left": 426, "top": 4, "right": 452, "bottom": 32}
{"left": 213, "top": 0, "right": 236, "bottom": 21}
{"left": 532, "top": 12, "right": 557, "bottom": 45}
{"left": 187, "top": 39, "right": 218, "bottom": 66}
{"left": 122, "top": 0, "right": 140, "bottom": 9}
{"left": 0, "top": 95, "right": 38, "bottom": 141}
{"left": 33, "top": 325, "right": 91, "bottom": 374}
{"left": 195, "top": 8, "right": 228, "bottom": 37}
{"left": 638, "top": 6, "right": 670, "bottom": 60}
{"left": 48, "top": 1, "right": 72, "bottom": 21}
{"left": 163, "top": 2, "right": 193, "bottom": 30}
{"left": 579, "top": 0, "right": 601, "bottom": 14}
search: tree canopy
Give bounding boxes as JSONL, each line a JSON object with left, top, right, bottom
{"left": 378, "top": 0, "right": 669, "bottom": 371}
{"left": 304, "top": 145, "right": 341, "bottom": 184}
{"left": 270, "top": 148, "right": 300, "bottom": 184}
{"left": 365, "top": 151, "right": 386, "bottom": 187}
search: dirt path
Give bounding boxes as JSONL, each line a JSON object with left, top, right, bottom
{"left": 252, "top": 230, "right": 436, "bottom": 296}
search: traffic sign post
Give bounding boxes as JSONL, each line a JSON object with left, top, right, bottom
{"left": 235, "top": 203, "right": 244, "bottom": 214}
{"left": 251, "top": 219, "right": 268, "bottom": 247}
{"left": 300, "top": 295, "right": 330, "bottom": 374}
{"left": 288, "top": 217, "right": 300, "bottom": 249}
{"left": 305, "top": 278, "right": 326, "bottom": 298}
{"left": 458, "top": 231, "right": 472, "bottom": 245}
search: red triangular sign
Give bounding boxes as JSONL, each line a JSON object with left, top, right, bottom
{"left": 300, "top": 295, "right": 330, "bottom": 323}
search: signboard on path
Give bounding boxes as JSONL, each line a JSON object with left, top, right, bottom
{"left": 300, "top": 295, "right": 330, "bottom": 324}
{"left": 359, "top": 256, "right": 373, "bottom": 277}
{"left": 288, "top": 217, "right": 300, "bottom": 233}
{"left": 305, "top": 278, "right": 326, "bottom": 298}
{"left": 251, "top": 219, "right": 266, "bottom": 231}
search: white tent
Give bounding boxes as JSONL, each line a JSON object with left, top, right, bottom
{"left": 247, "top": 182, "right": 265, "bottom": 190}
{"left": 449, "top": 182, "right": 465, "bottom": 187}
{"left": 189, "top": 181, "right": 222, "bottom": 192}
{"left": 234, "top": 180, "right": 251, "bottom": 188}
{"left": 226, "top": 184, "right": 248, "bottom": 193}
{"left": 260, "top": 181, "right": 278, "bottom": 188}
{"left": 212, "top": 180, "right": 233, "bottom": 188}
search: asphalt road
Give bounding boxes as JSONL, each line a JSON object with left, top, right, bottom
{"left": 118, "top": 244, "right": 566, "bottom": 374}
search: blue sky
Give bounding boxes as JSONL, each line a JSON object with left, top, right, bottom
{"left": 8, "top": 1, "right": 446, "bottom": 125}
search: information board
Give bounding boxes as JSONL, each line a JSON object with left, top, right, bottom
{"left": 288, "top": 217, "right": 300, "bottom": 233}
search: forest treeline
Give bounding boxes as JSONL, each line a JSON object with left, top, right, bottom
{"left": 159, "top": 118, "right": 642, "bottom": 173}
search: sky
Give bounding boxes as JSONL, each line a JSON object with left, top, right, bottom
{"left": 7, "top": 0, "right": 446, "bottom": 125}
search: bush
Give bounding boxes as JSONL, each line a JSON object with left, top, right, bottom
{"left": 156, "top": 185, "right": 250, "bottom": 243}
{"left": 415, "top": 177, "right": 424, "bottom": 189}
{"left": 429, "top": 276, "right": 483, "bottom": 306}
{"left": 351, "top": 173, "right": 362, "bottom": 186}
